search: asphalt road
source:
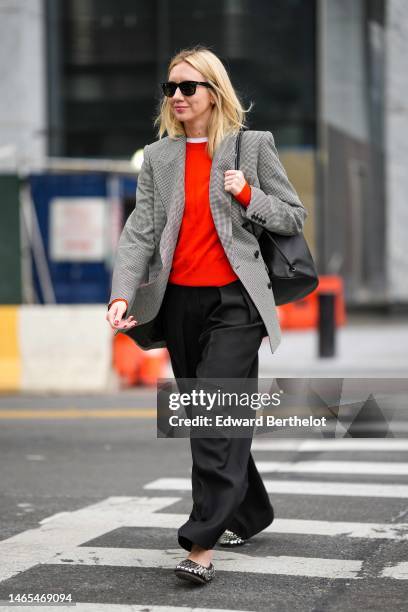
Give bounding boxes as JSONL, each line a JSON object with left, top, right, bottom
{"left": 0, "top": 391, "right": 408, "bottom": 612}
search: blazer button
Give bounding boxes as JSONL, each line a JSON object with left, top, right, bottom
{"left": 242, "top": 221, "right": 249, "bottom": 229}
{"left": 254, "top": 250, "right": 260, "bottom": 258}
{"left": 267, "top": 281, "right": 272, "bottom": 289}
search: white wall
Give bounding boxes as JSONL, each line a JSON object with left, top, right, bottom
{"left": 19, "top": 306, "right": 113, "bottom": 392}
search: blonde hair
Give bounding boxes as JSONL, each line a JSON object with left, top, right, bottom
{"left": 153, "top": 45, "right": 253, "bottom": 159}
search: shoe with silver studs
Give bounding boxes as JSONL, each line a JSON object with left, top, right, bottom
{"left": 174, "top": 558, "right": 215, "bottom": 584}
{"left": 218, "top": 529, "right": 246, "bottom": 546}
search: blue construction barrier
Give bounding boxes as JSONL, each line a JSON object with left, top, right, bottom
{"left": 28, "top": 172, "right": 137, "bottom": 304}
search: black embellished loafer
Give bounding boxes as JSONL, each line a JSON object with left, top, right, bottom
{"left": 174, "top": 558, "right": 215, "bottom": 584}
{"left": 218, "top": 529, "right": 246, "bottom": 546}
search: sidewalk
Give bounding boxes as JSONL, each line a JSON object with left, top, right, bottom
{"left": 258, "top": 313, "right": 408, "bottom": 377}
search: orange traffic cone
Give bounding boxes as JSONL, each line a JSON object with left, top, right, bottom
{"left": 112, "top": 333, "right": 144, "bottom": 386}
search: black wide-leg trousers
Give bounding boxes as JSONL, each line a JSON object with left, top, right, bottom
{"left": 159, "top": 278, "right": 274, "bottom": 552}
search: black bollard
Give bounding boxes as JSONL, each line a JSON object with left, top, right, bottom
{"left": 318, "top": 293, "right": 336, "bottom": 357}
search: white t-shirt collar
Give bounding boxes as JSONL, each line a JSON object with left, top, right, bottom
{"left": 186, "top": 136, "right": 208, "bottom": 142}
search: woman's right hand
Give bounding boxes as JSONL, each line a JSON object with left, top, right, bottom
{"left": 106, "top": 300, "right": 138, "bottom": 331}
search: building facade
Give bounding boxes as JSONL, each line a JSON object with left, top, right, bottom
{"left": 1, "top": 0, "right": 407, "bottom": 309}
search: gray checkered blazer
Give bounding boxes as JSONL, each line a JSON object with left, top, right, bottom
{"left": 108, "top": 129, "right": 308, "bottom": 354}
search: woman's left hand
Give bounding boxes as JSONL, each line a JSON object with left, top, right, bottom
{"left": 224, "top": 170, "right": 247, "bottom": 196}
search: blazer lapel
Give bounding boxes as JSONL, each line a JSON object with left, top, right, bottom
{"left": 151, "top": 132, "right": 237, "bottom": 265}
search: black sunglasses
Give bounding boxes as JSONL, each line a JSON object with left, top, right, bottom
{"left": 161, "top": 80, "right": 214, "bottom": 97}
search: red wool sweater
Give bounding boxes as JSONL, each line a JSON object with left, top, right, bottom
{"left": 109, "top": 138, "right": 251, "bottom": 311}
{"left": 168, "top": 139, "right": 251, "bottom": 285}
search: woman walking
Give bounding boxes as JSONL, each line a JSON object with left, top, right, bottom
{"left": 106, "top": 45, "right": 308, "bottom": 585}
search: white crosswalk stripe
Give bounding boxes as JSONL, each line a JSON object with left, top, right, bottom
{"left": 144, "top": 476, "right": 408, "bottom": 498}
{"left": 0, "top": 605, "right": 246, "bottom": 612}
{"left": 382, "top": 562, "right": 408, "bottom": 580}
{"left": 123, "top": 507, "right": 408, "bottom": 540}
{"left": 254, "top": 460, "right": 408, "bottom": 475}
{"left": 251, "top": 438, "right": 408, "bottom": 451}
{"left": 53, "top": 546, "right": 363, "bottom": 580}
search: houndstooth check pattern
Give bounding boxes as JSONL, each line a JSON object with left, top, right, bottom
{"left": 108, "top": 130, "right": 308, "bottom": 355}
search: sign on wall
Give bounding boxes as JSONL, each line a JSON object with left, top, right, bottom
{"left": 49, "top": 197, "right": 107, "bottom": 261}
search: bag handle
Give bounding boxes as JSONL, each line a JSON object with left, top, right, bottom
{"left": 234, "top": 127, "right": 244, "bottom": 171}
